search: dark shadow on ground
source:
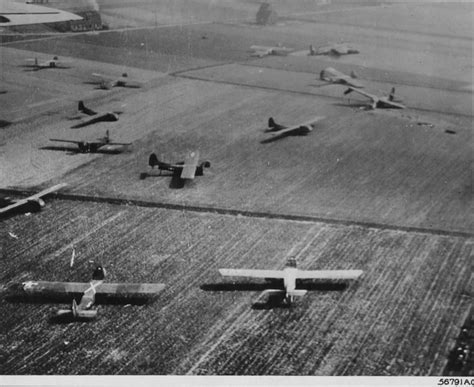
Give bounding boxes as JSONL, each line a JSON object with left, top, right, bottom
{"left": 40, "top": 145, "right": 124, "bottom": 155}
{"left": 0, "top": 120, "right": 11, "bottom": 128}
{"left": 252, "top": 293, "right": 291, "bottom": 310}
{"left": 5, "top": 291, "right": 153, "bottom": 307}
{"left": 201, "top": 281, "right": 348, "bottom": 292}
{"left": 139, "top": 170, "right": 186, "bottom": 189}
{"left": 261, "top": 131, "right": 313, "bottom": 144}
{"left": 202, "top": 281, "right": 347, "bottom": 309}
{"left": 48, "top": 313, "right": 96, "bottom": 324}
{"left": 260, "top": 132, "right": 292, "bottom": 144}
{"left": 20, "top": 65, "right": 71, "bottom": 72}
{"left": 332, "top": 102, "right": 371, "bottom": 110}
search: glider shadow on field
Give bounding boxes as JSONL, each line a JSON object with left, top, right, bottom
{"left": 140, "top": 171, "right": 187, "bottom": 189}
{"left": 0, "top": 119, "right": 11, "bottom": 128}
{"left": 40, "top": 145, "right": 125, "bottom": 155}
{"left": 201, "top": 281, "right": 348, "bottom": 310}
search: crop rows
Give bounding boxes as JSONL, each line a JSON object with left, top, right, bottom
{"left": 1, "top": 200, "right": 471, "bottom": 374}
{"left": 35, "top": 70, "right": 472, "bottom": 235}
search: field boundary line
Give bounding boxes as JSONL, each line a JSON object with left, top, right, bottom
{"left": 172, "top": 72, "right": 474, "bottom": 119}
{"left": 2, "top": 188, "right": 472, "bottom": 239}
{"left": 238, "top": 62, "right": 474, "bottom": 95}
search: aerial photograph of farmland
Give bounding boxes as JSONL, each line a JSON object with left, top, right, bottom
{"left": 0, "top": 0, "right": 472, "bottom": 383}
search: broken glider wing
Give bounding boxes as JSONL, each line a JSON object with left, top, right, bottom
{"left": 338, "top": 76, "right": 364, "bottom": 89}
{"left": 72, "top": 114, "right": 109, "bottom": 128}
{"left": 251, "top": 50, "right": 270, "bottom": 57}
{"left": 296, "top": 270, "right": 363, "bottom": 280}
{"left": 250, "top": 45, "right": 271, "bottom": 53}
{"left": 24, "top": 183, "right": 67, "bottom": 201}
{"left": 320, "top": 67, "right": 364, "bottom": 89}
{"left": 250, "top": 46, "right": 292, "bottom": 57}
{"left": 22, "top": 281, "right": 166, "bottom": 296}
{"left": 344, "top": 87, "right": 378, "bottom": 104}
{"left": 219, "top": 269, "right": 285, "bottom": 279}
{"left": 345, "top": 86, "right": 374, "bottom": 99}
{"left": 50, "top": 139, "right": 82, "bottom": 145}
{"left": 0, "top": 2, "right": 82, "bottom": 27}
{"left": 107, "top": 141, "right": 132, "bottom": 147}
{"left": 180, "top": 151, "right": 200, "bottom": 179}
{"left": 0, "top": 183, "right": 67, "bottom": 214}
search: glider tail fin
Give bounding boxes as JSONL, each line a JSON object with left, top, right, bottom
{"left": 78, "top": 101, "right": 96, "bottom": 115}
{"left": 268, "top": 117, "right": 277, "bottom": 128}
{"left": 350, "top": 70, "right": 358, "bottom": 79}
{"left": 149, "top": 153, "right": 171, "bottom": 170}
{"left": 319, "top": 69, "right": 326, "bottom": 81}
{"left": 389, "top": 87, "right": 395, "bottom": 101}
{"left": 149, "top": 153, "right": 160, "bottom": 168}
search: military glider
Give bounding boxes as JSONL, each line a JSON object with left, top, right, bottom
{"left": 71, "top": 101, "right": 121, "bottom": 128}
{"left": 25, "top": 56, "right": 71, "bottom": 70}
{"left": 219, "top": 258, "right": 362, "bottom": 305}
{"left": 309, "top": 43, "right": 359, "bottom": 57}
{"left": 343, "top": 86, "right": 406, "bottom": 109}
{"left": 265, "top": 116, "right": 324, "bottom": 138}
{"left": 19, "top": 266, "right": 165, "bottom": 320}
{"left": 91, "top": 72, "right": 141, "bottom": 90}
{"left": 0, "top": 183, "right": 67, "bottom": 216}
{"left": 319, "top": 67, "right": 364, "bottom": 89}
{"left": 49, "top": 130, "right": 131, "bottom": 153}
{"left": 250, "top": 45, "right": 293, "bottom": 57}
{"left": 148, "top": 151, "right": 210, "bottom": 180}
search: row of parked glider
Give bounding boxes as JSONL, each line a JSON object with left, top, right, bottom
{"left": 1, "top": 180, "right": 362, "bottom": 319}
{"left": 250, "top": 43, "right": 359, "bottom": 58}
{"left": 24, "top": 56, "right": 141, "bottom": 90}
{"left": 250, "top": 43, "right": 406, "bottom": 110}
{"left": 12, "top": 257, "right": 362, "bottom": 321}
{"left": 1, "top": 45, "right": 392, "bottom": 319}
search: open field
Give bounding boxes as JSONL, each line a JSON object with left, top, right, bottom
{"left": 0, "top": 46, "right": 164, "bottom": 123}
{"left": 0, "top": 0, "right": 472, "bottom": 376}
{"left": 36, "top": 75, "right": 471, "bottom": 233}
{"left": 1, "top": 48, "right": 471, "bottom": 232}
{"left": 0, "top": 199, "right": 472, "bottom": 375}
{"left": 179, "top": 62, "right": 472, "bottom": 116}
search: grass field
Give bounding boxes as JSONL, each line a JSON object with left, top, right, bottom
{"left": 33, "top": 76, "right": 470, "bottom": 233}
{"left": 1, "top": 200, "right": 471, "bottom": 375}
{"left": 0, "top": 0, "right": 472, "bottom": 376}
